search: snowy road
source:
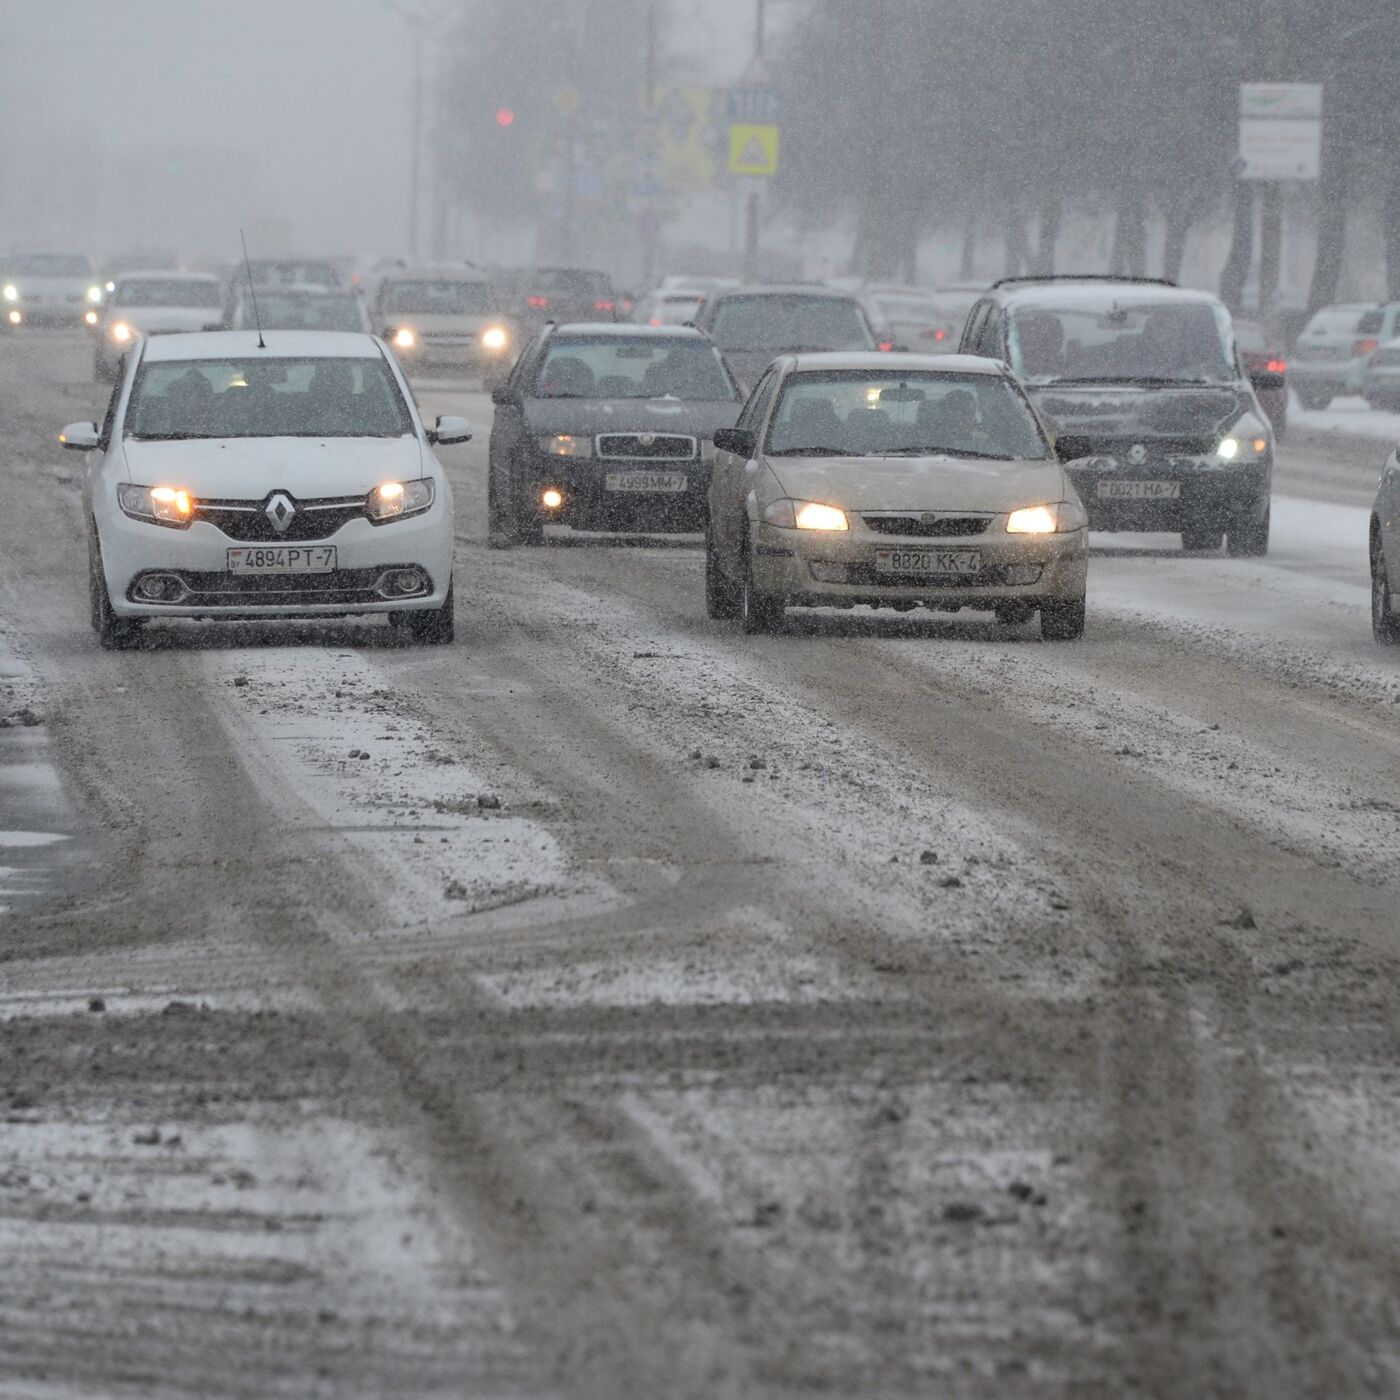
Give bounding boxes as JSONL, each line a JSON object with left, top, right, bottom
{"left": 3, "top": 333, "right": 1400, "bottom": 1399}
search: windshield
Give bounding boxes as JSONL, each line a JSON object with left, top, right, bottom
{"left": 1008, "top": 301, "right": 1235, "bottom": 384}
{"left": 5, "top": 254, "right": 93, "bottom": 278}
{"left": 528, "top": 268, "right": 612, "bottom": 298}
{"left": 243, "top": 261, "right": 339, "bottom": 288}
{"left": 125, "top": 357, "right": 413, "bottom": 440}
{"left": 767, "top": 371, "right": 1051, "bottom": 460}
{"left": 113, "top": 280, "right": 223, "bottom": 309}
{"left": 380, "top": 280, "right": 494, "bottom": 315}
{"left": 710, "top": 295, "right": 872, "bottom": 352}
{"left": 1302, "top": 308, "right": 1369, "bottom": 336}
{"left": 246, "top": 292, "right": 364, "bottom": 331}
{"left": 533, "top": 338, "right": 737, "bottom": 400}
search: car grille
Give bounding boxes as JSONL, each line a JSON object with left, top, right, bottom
{"left": 862, "top": 513, "right": 992, "bottom": 538}
{"left": 132, "top": 567, "right": 426, "bottom": 610}
{"left": 837, "top": 562, "right": 1009, "bottom": 588}
{"left": 596, "top": 433, "right": 697, "bottom": 461}
{"left": 194, "top": 494, "right": 366, "bottom": 542}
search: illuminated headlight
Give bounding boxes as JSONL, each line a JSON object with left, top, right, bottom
{"left": 1006, "top": 501, "right": 1085, "bottom": 534}
{"left": 392, "top": 327, "right": 416, "bottom": 349}
{"left": 763, "top": 499, "right": 850, "bottom": 531}
{"left": 111, "top": 322, "right": 135, "bottom": 343}
{"left": 87, "top": 285, "right": 103, "bottom": 304}
{"left": 84, "top": 310, "right": 99, "bottom": 326}
{"left": 366, "top": 477, "right": 434, "bottom": 523}
{"left": 539, "top": 434, "right": 589, "bottom": 458}
{"left": 118, "top": 483, "right": 194, "bottom": 528}
{"left": 2, "top": 284, "right": 17, "bottom": 302}
{"left": 541, "top": 487, "right": 564, "bottom": 510}
{"left": 481, "top": 325, "right": 509, "bottom": 351}
{"left": 6, "top": 310, "right": 20, "bottom": 326}
{"left": 1216, "top": 415, "right": 1269, "bottom": 462}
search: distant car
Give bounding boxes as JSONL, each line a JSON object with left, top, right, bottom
{"left": 1291, "top": 303, "right": 1400, "bottom": 409}
{"left": 2, "top": 252, "right": 104, "bottom": 328}
{"left": 1233, "top": 319, "right": 1288, "bottom": 438}
{"left": 633, "top": 287, "right": 708, "bottom": 326}
{"left": 1361, "top": 338, "right": 1400, "bottom": 413}
{"left": 240, "top": 258, "right": 342, "bottom": 289}
{"left": 928, "top": 284, "right": 987, "bottom": 347}
{"left": 487, "top": 322, "right": 742, "bottom": 546}
{"left": 960, "top": 276, "right": 1278, "bottom": 556}
{"left": 694, "top": 285, "right": 882, "bottom": 393}
{"left": 94, "top": 272, "right": 226, "bottom": 379}
{"left": 1372, "top": 450, "right": 1400, "bottom": 643}
{"left": 374, "top": 266, "right": 514, "bottom": 376}
{"left": 704, "top": 353, "right": 1088, "bottom": 638}
{"left": 509, "top": 266, "right": 618, "bottom": 329}
{"left": 860, "top": 286, "right": 957, "bottom": 352}
{"left": 63, "top": 330, "right": 463, "bottom": 649}
{"left": 230, "top": 284, "right": 371, "bottom": 335}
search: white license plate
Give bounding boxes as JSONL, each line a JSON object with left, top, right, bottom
{"left": 1096, "top": 480, "right": 1181, "bottom": 500}
{"left": 227, "top": 546, "right": 337, "bottom": 575}
{"left": 875, "top": 548, "right": 982, "bottom": 576}
{"left": 604, "top": 471, "right": 689, "bottom": 493}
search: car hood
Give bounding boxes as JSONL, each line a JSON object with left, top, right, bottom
{"left": 763, "top": 453, "right": 1068, "bottom": 512}
{"left": 523, "top": 398, "right": 741, "bottom": 439}
{"left": 9, "top": 276, "right": 91, "bottom": 297}
{"left": 118, "top": 435, "right": 425, "bottom": 496}
{"left": 1028, "top": 383, "right": 1247, "bottom": 448}
{"left": 382, "top": 312, "right": 496, "bottom": 334}
{"left": 113, "top": 308, "right": 222, "bottom": 334}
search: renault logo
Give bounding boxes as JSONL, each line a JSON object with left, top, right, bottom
{"left": 1127, "top": 443, "right": 1148, "bottom": 465}
{"left": 639, "top": 433, "right": 656, "bottom": 447}
{"left": 264, "top": 492, "right": 297, "bottom": 534}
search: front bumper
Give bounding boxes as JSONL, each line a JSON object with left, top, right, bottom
{"left": 99, "top": 504, "right": 454, "bottom": 620}
{"left": 750, "top": 521, "right": 1087, "bottom": 608}
{"left": 1065, "top": 458, "right": 1270, "bottom": 532}
{"left": 6, "top": 301, "right": 91, "bottom": 327}
{"left": 528, "top": 455, "right": 711, "bottom": 533}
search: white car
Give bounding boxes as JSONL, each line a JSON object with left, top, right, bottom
{"left": 2, "top": 252, "right": 104, "bottom": 328}
{"left": 374, "top": 266, "right": 513, "bottom": 377}
{"left": 62, "top": 330, "right": 464, "bottom": 649}
{"left": 95, "top": 272, "right": 227, "bottom": 379}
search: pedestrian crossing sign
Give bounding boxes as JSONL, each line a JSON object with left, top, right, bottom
{"left": 729, "top": 124, "right": 780, "bottom": 177}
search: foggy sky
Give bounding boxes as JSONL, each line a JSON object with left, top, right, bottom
{"left": 1, "top": 0, "right": 755, "bottom": 264}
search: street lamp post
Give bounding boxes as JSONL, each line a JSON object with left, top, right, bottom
{"left": 383, "top": 1, "right": 447, "bottom": 262}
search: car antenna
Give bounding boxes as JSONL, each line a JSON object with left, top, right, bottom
{"left": 240, "top": 228, "right": 266, "bottom": 349}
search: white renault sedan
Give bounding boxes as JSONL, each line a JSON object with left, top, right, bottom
{"left": 62, "top": 331, "right": 464, "bottom": 648}
{"left": 706, "top": 353, "right": 1088, "bottom": 638}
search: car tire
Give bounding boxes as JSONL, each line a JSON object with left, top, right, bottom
{"left": 705, "top": 524, "right": 741, "bottom": 620}
{"left": 393, "top": 581, "right": 455, "bottom": 645}
{"left": 1181, "top": 525, "right": 1224, "bottom": 552}
{"left": 1039, "top": 594, "right": 1086, "bottom": 642}
{"left": 1296, "top": 386, "right": 1332, "bottom": 411}
{"left": 740, "top": 539, "right": 785, "bottom": 635}
{"left": 1371, "top": 535, "right": 1400, "bottom": 645}
{"left": 1226, "top": 498, "right": 1271, "bottom": 558}
{"left": 88, "top": 535, "right": 141, "bottom": 651}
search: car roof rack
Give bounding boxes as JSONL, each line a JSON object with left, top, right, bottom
{"left": 992, "top": 274, "right": 1179, "bottom": 290}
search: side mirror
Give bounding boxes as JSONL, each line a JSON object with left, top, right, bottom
{"left": 1250, "top": 368, "right": 1285, "bottom": 393}
{"left": 490, "top": 384, "right": 518, "bottom": 407}
{"left": 713, "top": 427, "right": 756, "bottom": 457}
{"left": 430, "top": 415, "right": 472, "bottom": 445}
{"left": 60, "top": 421, "right": 100, "bottom": 451}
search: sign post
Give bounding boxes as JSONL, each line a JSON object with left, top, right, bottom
{"left": 1238, "top": 83, "right": 1322, "bottom": 181}
{"left": 727, "top": 78, "right": 782, "bottom": 283}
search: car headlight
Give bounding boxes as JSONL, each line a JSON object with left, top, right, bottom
{"left": 481, "top": 325, "right": 508, "bottom": 351}
{"left": 1216, "top": 434, "right": 1269, "bottom": 461}
{"left": 87, "top": 285, "right": 103, "bottom": 304}
{"left": 2, "top": 284, "right": 16, "bottom": 302}
{"left": 118, "top": 483, "right": 194, "bottom": 528}
{"left": 539, "top": 434, "right": 589, "bottom": 458}
{"left": 366, "top": 477, "right": 434, "bottom": 523}
{"left": 392, "top": 327, "right": 416, "bottom": 349}
{"left": 763, "top": 499, "right": 850, "bottom": 531}
{"left": 84, "top": 310, "right": 99, "bottom": 326}
{"left": 1006, "top": 502, "right": 1084, "bottom": 534}
{"left": 111, "top": 322, "right": 135, "bottom": 343}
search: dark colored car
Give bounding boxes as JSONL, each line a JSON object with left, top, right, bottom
{"left": 487, "top": 323, "right": 743, "bottom": 545}
{"left": 1233, "top": 319, "right": 1287, "bottom": 439}
{"left": 960, "top": 276, "right": 1282, "bottom": 556}
{"left": 507, "top": 266, "right": 618, "bottom": 329}
{"left": 694, "top": 285, "right": 882, "bottom": 394}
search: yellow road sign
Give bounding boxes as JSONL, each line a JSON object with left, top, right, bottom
{"left": 729, "top": 123, "right": 780, "bottom": 177}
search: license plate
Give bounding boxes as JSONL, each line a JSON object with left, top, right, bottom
{"left": 604, "top": 471, "right": 689, "bottom": 493}
{"left": 1097, "top": 480, "right": 1181, "bottom": 500}
{"left": 875, "top": 548, "right": 981, "bottom": 576}
{"left": 227, "top": 546, "right": 337, "bottom": 574}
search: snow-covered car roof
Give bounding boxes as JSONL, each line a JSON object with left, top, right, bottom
{"left": 550, "top": 322, "right": 710, "bottom": 340}
{"left": 139, "top": 330, "right": 384, "bottom": 361}
{"left": 781, "top": 351, "right": 1009, "bottom": 375}
{"left": 382, "top": 264, "right": 488, "bottom": 284}
{"left": 115, "top": 270, "right": 222, "bottom": 285}
{"left": 713, "top": 284, "right": 862, "bottom": 301}
{"left": 996, "top": 282, "right": 1226, "bottom": 313}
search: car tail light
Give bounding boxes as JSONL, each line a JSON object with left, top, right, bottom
{"left": 594, "top": 300, "right": 615, "bottom": 312}
{"left": 877, "top": 339, "right": 895, "bottom": 352}
{"left": 527, "top": 295, "right": 549, "bottom": 308}
{"left": 1266, "top": 358, "right": 1287, "bottom": 374}
{"left": 1354, "top": 338, "right": 1380, "bottom": 357}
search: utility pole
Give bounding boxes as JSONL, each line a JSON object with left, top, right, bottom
{"left": 640, "top": 1, "right": 660, "bottom": 291}
{"left": 384, "top": 1, "right": 447, "bottom": 262}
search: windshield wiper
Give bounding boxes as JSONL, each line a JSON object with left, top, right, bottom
{"left": 1042, "top": 375, "right": 1228, "bottom": 388}
{"left": 882, "top": 447, "right": 1016, "bottom": 461}
{"left": 768, "top": 445, "right": 848, "bottom": 457}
